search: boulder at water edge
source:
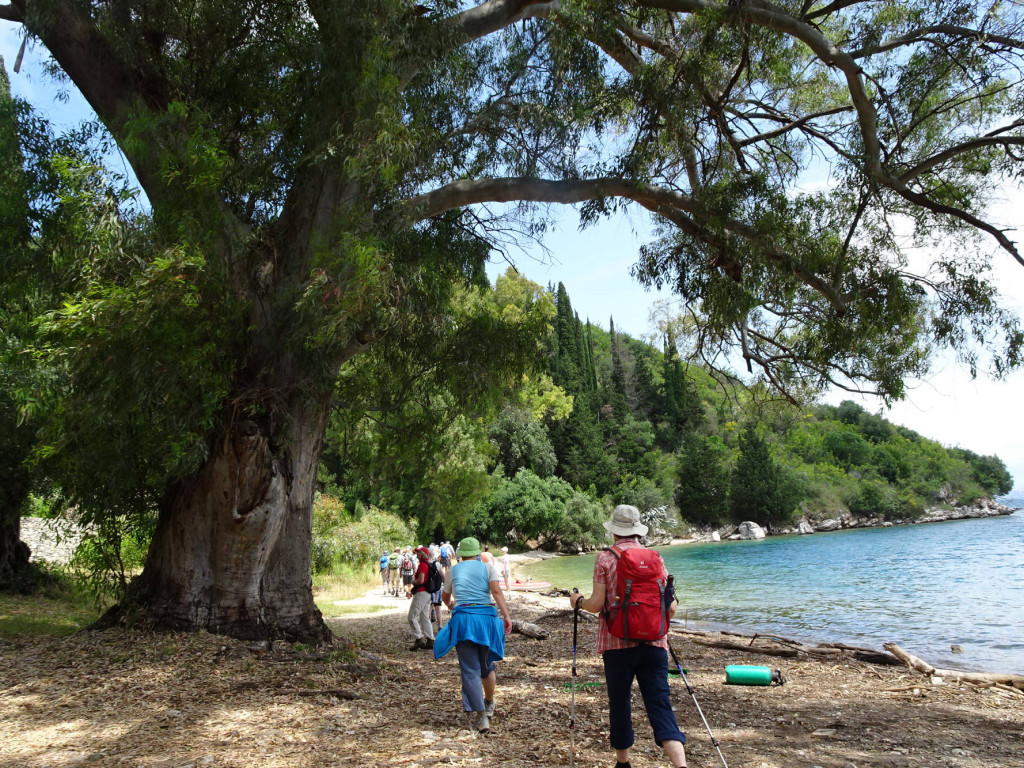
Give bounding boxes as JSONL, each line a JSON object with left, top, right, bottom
{"left": 797, "top": 521, "right": 815, "bottom": 535}
{"left": 737, "top": 521, "right": 766, "bottom": 540}
{"left": 711, "top": 531, "right": 721, "bottom": 542}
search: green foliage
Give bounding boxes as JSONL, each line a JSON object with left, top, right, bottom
{"left": 731, "top": 423, "right": 804, "bottom": 525}
{"left": 952, "top": 448, "right": 1014, "bottom": 496}
{"left": 488, "top": 406, "right": 557, "bottom": 478}
{"left": 555, "top": 492, "right": 607, "bottom": 548}
{"left": 322, "top": 268, "right": 555, "bottom": 539}
{"left": 70, "top": 513, "right": 156, "bottom": 606}
{"left": 823, "top": 429, "right": 872, "bottom": 469}
{"left": 613, "top": 474, "right": 668, "bottom": 513}
{"left": 468, "top": 469, "right": 574, "bottom": 545}
{"left": 848, "top": 480, "right": 902, "bottom": 521}
{"left": 310, "top": 497, "right": 415, "bottom": 575}
{"left": 675, "top": 433, "right": 732, "bottom": 526}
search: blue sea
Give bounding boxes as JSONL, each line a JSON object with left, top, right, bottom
{"left": 520, "top": 504, "right": 1024, "bottom": 673}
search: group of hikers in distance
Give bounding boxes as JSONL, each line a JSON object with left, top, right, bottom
{"left": 384, "top": 505, "right": 699, "bottom": 768}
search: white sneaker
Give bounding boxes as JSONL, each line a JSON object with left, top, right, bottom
{"left": 475, "top": 712, "right": 490, "bottom": 733}
{"left": 484, "top": 699, "right": 495, "bottom": 717}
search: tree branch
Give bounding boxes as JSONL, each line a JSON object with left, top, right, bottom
{"left": 16, "top": 0, "right": 172, "bottom": 202}
{"left": 737, "top": 105, "right": 854, "bottom": 147}
{"left": 885, "top": 179, "right": 1024, "bottom": 268}
{"left": 804, "top": 0, "right": 867, "bottom": 21}
{"left": 637, "top": 0, "right": 885, "bottom": 179}
{"left": 404, "top": 176, "right": 849, "bottom": 313}
{"left": 900, "top": 134, "right": 1024, "bottom": 182}
{"left": 849, "top": 24, "right": 1024, "bottom": 60}
{"left": 0, "top": 3, "right": 23, "bottom": 22}
{"left": 449, "top": 0, "right": 557, "bottom": 44}
{"left": 637, "top": 0, "right": 1024, "bottom": 264}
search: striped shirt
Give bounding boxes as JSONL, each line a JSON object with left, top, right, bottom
{"left": 593, "top": 537, "right": 670, "bottom": 654}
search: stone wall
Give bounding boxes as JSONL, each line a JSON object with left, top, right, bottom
{"left": 19, "top": 518, "right": 85, "bottom": 565}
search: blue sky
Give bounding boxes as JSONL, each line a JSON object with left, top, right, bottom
{"left": 4, "top": 24, "right": 1023, "bottom": 492}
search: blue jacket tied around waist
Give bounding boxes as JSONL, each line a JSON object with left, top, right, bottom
{"left": 433, "top": 604, "right": 505, "bottom": 663}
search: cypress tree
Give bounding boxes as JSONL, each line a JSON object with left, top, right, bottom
{"left": 553, "top": 283, "right": 580, "bottom": 390}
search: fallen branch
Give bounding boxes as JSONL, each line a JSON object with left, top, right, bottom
{"left": 272, "top": 688, "right": 361, "bottom": 699}
{"left": 848, "top": 650, "right": 903, "bottom": 667}
{"left": 993, "top": 683, "right": 1024, "bottom": 698}
{"left": 511, "top": 619, "right": 548, "bottom": 639}
{"left": 883, "top": 643, "right": 1024, "bottom": 689}
{"left": 688, "top": 637, "right": 800, "bottom": 658}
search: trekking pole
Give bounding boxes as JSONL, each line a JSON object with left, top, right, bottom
{"left": 667, "top": 638, "right": 729, "bottom": 768}
{"left": 570, "top": 588, "right": 580, "bottom": 768}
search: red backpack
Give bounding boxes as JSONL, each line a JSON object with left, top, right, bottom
{"left": 603, "top": 544, "right": 669, "bottom": 642}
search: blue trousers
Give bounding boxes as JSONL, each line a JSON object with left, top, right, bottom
{"left": 456, "top": 640, "right": 495, "bottom": 713}
{"left": 603, "top": 645, "right": 687, "bottom": 749}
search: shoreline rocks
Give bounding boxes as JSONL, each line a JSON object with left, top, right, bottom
{"left": 777, "top": 497, "right": 1018, "bottom": 536}
{"left": 680, "top": 497, "right": 1018, "bottom": 543}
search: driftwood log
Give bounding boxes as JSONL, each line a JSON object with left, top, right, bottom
{"left": 680, "top": 630, "right": 903, "bottom": 666}
{"left": 883, "top": 643, "right": 1024, "bottom": 689}
{"left": 685, "top": 637, "right": 800, "bottom": 658}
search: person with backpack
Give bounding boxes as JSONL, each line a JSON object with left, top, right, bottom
{"left": 569, "top": 505, "right": 687, "bottom": 768}
{"left": 429, "top": 550, "right": 445, "bottom": 627}
{"left": 433, "top": 536, "right": 511, "bottom": 734}
{"left": 408, "top": 546, "right": 438, "bottom": 650}
{"left": 379, "top": 551, "right": 391, "bottom": 594}
{"left": 401, "top": 547, "right": 416, "bottom": 598}
{"left": 387, "top": 548, "right": 403, "bottom": 596}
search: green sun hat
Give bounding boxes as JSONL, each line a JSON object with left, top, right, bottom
{"left": 458, "top": 536, "right": 482, "bottom": 558}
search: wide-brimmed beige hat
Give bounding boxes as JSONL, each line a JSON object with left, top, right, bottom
{"left": 603, "top": 504, "right": 648, "bottom": 537}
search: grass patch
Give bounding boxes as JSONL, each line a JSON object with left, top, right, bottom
{"left": 312, "top": 565, "right": 380, "bottom": 602}
{"left": 317, "top": 602, "right": 393, "bottom": 619}
{"left": 312, "top": 564, "right": 384, "bottom": 618}
{"left": 0, "top": 580, "right": 101, "bottom": 638}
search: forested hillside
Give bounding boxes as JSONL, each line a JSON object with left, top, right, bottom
{"left": 318, "top": 273, "right": 1014, "bottom": 552}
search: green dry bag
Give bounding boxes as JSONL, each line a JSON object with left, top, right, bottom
{"left": 724, "top": 665, "right": 785, "bottom": 685}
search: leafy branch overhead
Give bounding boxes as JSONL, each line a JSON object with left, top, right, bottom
{"left": 4, "top": 0, "right": 1023, "bottom": 401}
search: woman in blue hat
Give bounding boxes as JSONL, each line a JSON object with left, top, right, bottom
{"left": 433, "top": 536, "right": 511, "bottom": 733}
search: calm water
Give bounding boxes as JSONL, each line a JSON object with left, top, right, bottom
{"left": 520, "top": 511, "right": 1024, "bottom": 673}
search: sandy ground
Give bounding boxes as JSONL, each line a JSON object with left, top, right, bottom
{"left": 1, "top": 585, "right": 1022, "bottom": 768}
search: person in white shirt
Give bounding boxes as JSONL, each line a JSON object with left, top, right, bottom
{"left": 500, "top": 546, "right": 511, "bottom": 595}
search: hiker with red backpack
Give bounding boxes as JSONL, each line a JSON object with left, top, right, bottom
{"left": 408, "top": 546, "right": 440, "bottom": 651}
{"left": 569, "top": 505, "right": 687, "bottom": 768}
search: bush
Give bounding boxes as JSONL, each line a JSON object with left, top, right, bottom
{"left": 555, "top": 492, "right": 606, "bottom": 548}
{"left": 467, "top": 469, "right": 573, "bottom": 544}
{"left": 310, "top": 496, "right": 415, "bottom": 575}
{"left": 848, "top": 480, "right": 901, "bottom": 520}
{"left": 823, "top": 429, "right": 871, "bottom": 468}
{"left": 613, "top": 474, "right": 668, "bottom": 512}
{"left": 70, "top": 512, "right": 156, "bottom": 605}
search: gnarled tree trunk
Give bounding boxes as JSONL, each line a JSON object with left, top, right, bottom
{"left": 0, "top": 409, "right": 36, "bottom": 594}
{"left": 0, "top": 506, "right": 34, "bottom": 593}
{"left": 134, "top": 391, "right": 334, "bottom": 644}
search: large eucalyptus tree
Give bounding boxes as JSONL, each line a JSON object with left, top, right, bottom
{"left": 2, "top": 0, "right": 1022, "bottom": 641}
